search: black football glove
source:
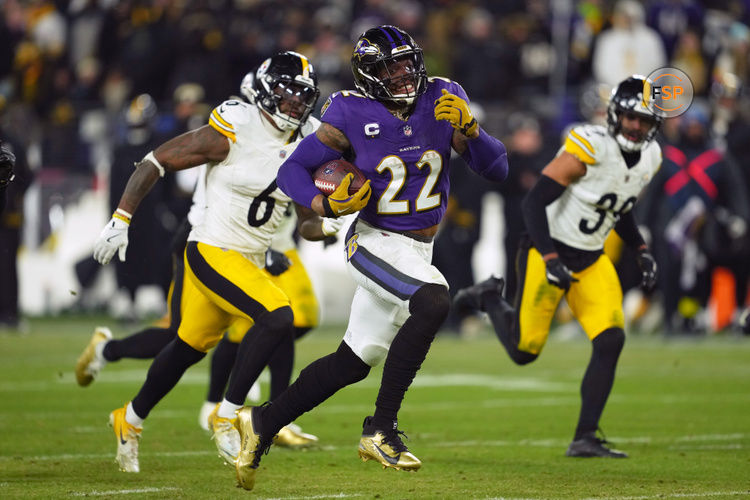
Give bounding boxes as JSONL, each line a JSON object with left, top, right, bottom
{"left": 636, "top": 248, "right": 658, "bottom": 292}
{"left": 0, "top": 141, "right": 16, "bottom": 187}
{"left": 545, "top": 257, "right": 578, "bottom": 292}
{"left": 265, "top": 248, "right": 291, "bottom": 276}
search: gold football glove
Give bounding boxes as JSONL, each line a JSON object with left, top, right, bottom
{"left": 323, "top": 173, "right": 371, "bottom": 217}
{"left": 434, "top": 89, "right": 479, "bottom": 137}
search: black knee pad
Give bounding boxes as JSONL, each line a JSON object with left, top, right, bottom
{"left": 408, "top": 284, "right": 451, "bottom": 328}
{"left": 331, "top": 341, "right": 370, "bottom": 386}
{"left": 257, "top": 305, "right": 294, "bottom": 335}
{"left": 593, "top": 327, "right": 625, "bottom": 356}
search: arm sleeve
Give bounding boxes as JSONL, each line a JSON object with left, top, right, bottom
{"left": 460, "top": 128, "right": 509, "bottom": 182}
{"left": 613, "top": 210, "right": 646, "bottom": 249}
{"left": 521, "top": 174, "right": 567, "bottom": 256}
{"left": 277, "top": 133, "right": 342, "bottom": 208}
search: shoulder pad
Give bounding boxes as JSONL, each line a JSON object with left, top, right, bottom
{"left": 208, "top": 100, "right": 251, "bottom": 143}
{"left": 562, "top": 124, "right": 605, "bottom": 165}
{"left": 428, "top": 76, "right": 453, "bottom": 84}
{"left": 300, "top": 116, "right": 321, "bottom": 137}
{"left": 644, "top": 140, "right": 663, "bottom": 173}
{"left": 320, "top": 91, "right": 363, "bottom": 121}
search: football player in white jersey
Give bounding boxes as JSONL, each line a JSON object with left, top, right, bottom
{"left": 454, "top": 75, "right": 661, "bottom": 458}
{"left": 91, "top": 51, "right": 338, "bottom": 473}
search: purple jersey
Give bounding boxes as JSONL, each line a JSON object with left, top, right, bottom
{"left": 320, "top": 77, "right": 465, "bottom": 232}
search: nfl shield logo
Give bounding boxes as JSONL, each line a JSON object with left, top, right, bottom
{"left": 403, "top": 125, "right": 412, "bottom": 137}
{"left": 279, "top": 150, "right": 287, "bottom": 159}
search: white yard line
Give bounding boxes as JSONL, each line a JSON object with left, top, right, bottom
{"left": 2, "top": 433, "right": 745, "bottom": 463}
{"left": 0, "top": 450, "right": 214, "bottom": 462}
{"left": 482, "top": 492, "right": 750, "bottom": 500}
{"left": 482, "top": 493, "right": 750, "bottom": 500}
{"left": 71, "top": 487, "right": 180, "bottom": 497}
{"left": 260, "top": 494, "right": 362, "bottom": 500}
{"left": 580, "top": 491, "right": 750, "bottom": 500}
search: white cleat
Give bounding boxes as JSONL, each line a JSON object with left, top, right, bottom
{"left": 109, "top": 404, "right": 142, "bottom": 473}
{"left": 75, "top": 326, "right": 112, "bottom": 386}
{"left": 274, "top": 423, "right": 319, "bottom": 448}
{"left": 208, "top": 404, "right": 240, "bottom": 465}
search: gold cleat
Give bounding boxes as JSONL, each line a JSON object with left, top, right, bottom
{"left": 273, "top": 423, "right": 318, "bottom": 448}
{"left": 109, "top": 403, "right": 142, "bottom": 473}
{"left": 235, "top": 406, "right": 272, "bottom": 491}
{"left": 358, "top": 416, "right": 421, "bottom": 471}
{"left": 208, "top": 404, "right": 240, "bottom": 465}
{"left": 75, "top": 326, "right": 112, "bottom": 386}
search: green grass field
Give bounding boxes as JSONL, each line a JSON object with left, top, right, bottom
{"left": 1, "top": 316, "right": 749, "bottom": 499}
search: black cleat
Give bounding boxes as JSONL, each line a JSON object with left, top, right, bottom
{"left": 565, "top": 433, "right": 628, "bottom": 458}
{"left": 453, "top": 276, "right": 505, "bottom": 314}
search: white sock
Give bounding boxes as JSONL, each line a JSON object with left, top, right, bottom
{"left": 95, "top": 340, "right": 109, "bottom": 365}
{"left": 125, "top": 402, "right": 145, "bottom": 428}
{"left": 217, "top": 399, "right": 242, "bottom": 420}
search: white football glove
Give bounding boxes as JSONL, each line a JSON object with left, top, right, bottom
{"left": 93, "top": 216, "right": 129, "bottom": 264}
{"left": 321, "top": 217, "right": 345, "bottom": 236}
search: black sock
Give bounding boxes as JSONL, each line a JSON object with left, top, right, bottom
{"left": 574, "top": 328, "right": 625, "bottom": 440}
{"left": 372, "top": 284, "right": 450, "bottom": 428}
{"left": 131, "top": 337, "right": 205, "bottom": 419}
{"left": 103, "top": 327, "right": 177, "bottom": 361}
{"left": 223, "top": 307, "right": 293, "bottom": 405}
{"left": 268, "top": 330, "right": 294, "bottom": 401}
{"left": 483, "top": 295, "right": 537, "bottom": 365}
{"left": 205, "top": 335, "right": 239, "bottom": 403}
{"left": 262, "top": 341, "right": 370, "bottom": 436}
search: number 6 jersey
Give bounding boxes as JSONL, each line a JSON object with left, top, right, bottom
{"left": 189, "top": 99, "right": 319, "bottom": 261}
{"left": 547, "top": 124, "right": 662, "bottom": 251}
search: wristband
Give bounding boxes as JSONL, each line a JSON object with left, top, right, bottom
{"left": 113, "top": 208, "right": 132, "bottom": 224}
{"left": 322, "top": 198, "right": 335, "bottom": 218}
{"left": 143, "top": 151, "right": 165, "bottom": 177}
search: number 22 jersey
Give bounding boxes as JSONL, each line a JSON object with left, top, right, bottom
{"left": 319, "top": 77, "right": 465, "bottom": 232}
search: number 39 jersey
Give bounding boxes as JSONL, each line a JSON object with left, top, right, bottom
{"left": 189, "top": 99, "right": 319, "bottom": 260}
{"left": 547, "top": 124, "right": 662, "bottom": 251}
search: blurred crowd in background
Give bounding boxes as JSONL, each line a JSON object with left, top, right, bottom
{"left": 1, "top": 0, "right": 749, "bottom": 337}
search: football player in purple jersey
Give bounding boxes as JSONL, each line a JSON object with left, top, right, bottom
{"left": 231, "top": 25, "right": 508, "bottom": 491}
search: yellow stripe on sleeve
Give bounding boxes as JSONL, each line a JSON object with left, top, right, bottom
{"left": 564, "top": 136, "right": 596, "bottom": 164}
{"left": 569, "top": 129, "right": 595, "bottom": 157}
{"left": 210, "top": 109, "right": 234, "bottom": 131}
{"left": 209, "top": 117, "right": 236, "bottom": 143}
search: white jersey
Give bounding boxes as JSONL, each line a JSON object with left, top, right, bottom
{"left": 186, "top": 164, "right": 207, "bottom": 227}
{"left": 547, "top": 124, "right": 661, "bottom": 251}
{"left": 188, "top": 99, "right": 319, "bottom": 263}
{"left": 270, "top": 206, "right": 297, "bottom": 253}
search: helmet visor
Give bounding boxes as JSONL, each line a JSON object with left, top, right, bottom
{"left": 375, "top": 53, "right": 421, "bottom": 99}
{"left": 273, "top": 80, "right": 318, "bottom": 120}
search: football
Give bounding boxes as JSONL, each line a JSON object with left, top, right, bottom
{"left": 313, "top": 159, "right": 367, "bottom": 196}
